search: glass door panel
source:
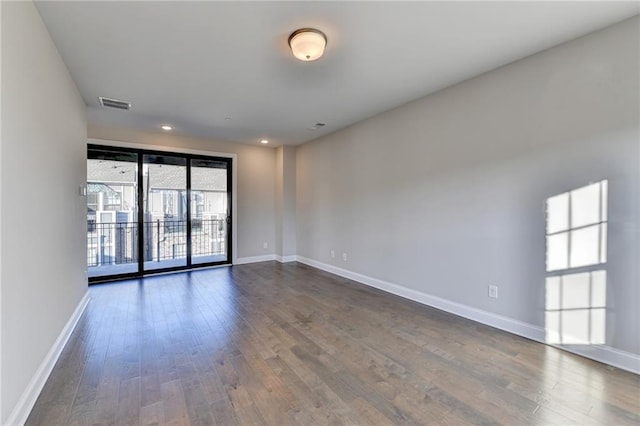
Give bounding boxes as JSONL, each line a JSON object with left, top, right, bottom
{"left": 87, "top": 149, "right": 139, "bottom": 278}
{"left": 143, "top": 154, "right": 188, "bottom": 271}
{"left": 190, "top": 159, "right": 230, "bottom": 265}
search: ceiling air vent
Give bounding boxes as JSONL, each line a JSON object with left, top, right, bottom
{"left": 98, "top": 96, "right": 131, "bottom": 110}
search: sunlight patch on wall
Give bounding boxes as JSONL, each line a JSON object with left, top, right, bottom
{"left": 545, "top": 180, "right": 607, "bottom": 345}
{"left": 545, "top": 270, "right": 606, "bottom": 344}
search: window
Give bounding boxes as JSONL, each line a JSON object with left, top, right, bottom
{"left": 545, "top": 180, "right": 607, "bottom": 345}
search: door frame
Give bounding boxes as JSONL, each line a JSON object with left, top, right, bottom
{"left": 87, "top": 140, "right": 237, "bottom": 283}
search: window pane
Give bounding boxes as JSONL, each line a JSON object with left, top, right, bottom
{"left": 547, "top": 232, "right": 568, "bottom": 271}
{"left": 570, "top": 225, "right": 600, "bottom": 268}
{"left": 590, "top": 309, "right": 606, "bottom": 344}
{"left": 561, "top": 272, "right": 590, "bottom": 310}
{"left": 571, "top": 182, "right": 601, "bottom": 228}
{"left": 87, "top": 154, "right": 138, "bottom": 278}
{"left": 545, "top": 311, "right": 561, "bottom": 344}
{"left": 562, "top": 309, "right": 590, "bottom": 344}
{"left": 591, "top": 270, "right": 607, "bottom": 307}
{"left": 190, "top": 160, "right": 229, "bottom": 265}
{"left": 547, "top": 193, "right": 569, "bottom": 234}
{"left": 143, "top": 155, "right": 187, "bottom": 271}
{"left": 545, "top": 276, "right": 561, "bottom": 310}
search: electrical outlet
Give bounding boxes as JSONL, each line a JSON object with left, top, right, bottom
{"left": 488, "top": 285, "right": 498, "bottom": 299}
{"left": 330, "top": 250, "right": 335, "bottom": 258}
{"left": 342, "top": 252, "right": 348, "bottom": 262}
{"left": 263, "top": 242, "right": 268, "bottom": 249}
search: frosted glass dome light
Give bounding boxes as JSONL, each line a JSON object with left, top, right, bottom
{"left": 288, "top": 28, "right": 327, "bottom": 61}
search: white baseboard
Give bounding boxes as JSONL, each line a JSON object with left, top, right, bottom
{"left": 6, "top": 292, "right": 90, "bottom": 426}
{"left": 275, "top": 255, "right": 297, "bottom": 263}
{"left": 234, "top": 254, "right": 276, "bottom": 265}
{"left": 555, "top": 344, "right": 640, "bottom": 374}
{"left": 295, "top": 256, "right": 640, "bottom": 375}
{"left": 235, "top": 254, "right": 298, "bottom": 265}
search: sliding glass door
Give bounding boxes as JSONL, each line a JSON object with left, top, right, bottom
{"left": 143, "top": 154, "right": 188, "bottom": 271}
{"left": 87, "top": 145, "right": 232, "bottom": 282}
{"left": 191, "top": 159, "right": 230, "bottom": 265}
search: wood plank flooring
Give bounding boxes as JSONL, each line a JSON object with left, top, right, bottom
{"left": 27, "top": 262, "right": 640, "bottom": 425}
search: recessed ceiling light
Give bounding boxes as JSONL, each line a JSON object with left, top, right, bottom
{"left": 261, "top": 139, "right": 269, "bottom": 144}
{"left": 309, "top": 122, "right": 327, "bottom": 130}
{"left": 161, "top": 125, "right": 173, "bottom": 131}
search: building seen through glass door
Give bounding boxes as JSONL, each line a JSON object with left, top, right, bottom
{"left": 143, "top": 154, "right": 187, "bottom": 271}
{"left": 191, "top": 159, "right": 229, "bottom": 265}
{"left": 87, "top": 150, "right": 139, "bottom": 278}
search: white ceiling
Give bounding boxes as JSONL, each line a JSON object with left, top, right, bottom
{"left": 35, "top": 1, "right": 639, "bottom": 146}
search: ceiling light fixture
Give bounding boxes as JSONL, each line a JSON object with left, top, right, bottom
{"left": 161, "top": 125, "right": 173, "bottom": 131}
{"left": 261, "top": 139, "right": 269, "bottom": 144}
{"left": 288, "top": 28, "right": 327, "bottom": 61}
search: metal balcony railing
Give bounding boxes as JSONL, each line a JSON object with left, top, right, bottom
{"left": 87, "top": 218, "right": 226, "bottom": 268}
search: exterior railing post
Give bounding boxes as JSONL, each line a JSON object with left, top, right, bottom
{"left": 156, "top": 219, "right": 160, "bottom": 262}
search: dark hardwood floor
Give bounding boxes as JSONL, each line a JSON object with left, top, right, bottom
{"left": 27, "top": 262, "right": 639, "bottom": 425}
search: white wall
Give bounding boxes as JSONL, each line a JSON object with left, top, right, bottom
{"left": 276, "top": 147, "right": 284, "bottom": 256}
{"left": 282, "top": 146, "right": 297, "bottom": 258}
{"left": 88, "top": 125, "right": 277, "bottom": 260}
{"left": 275, "top": 145, "right": 296, "bottom": 259}
{"left": 1, "top": 1, "right": 88, "bottom": 422}
{"left": 297, "top": 17, "right": 639, "bottom": 358}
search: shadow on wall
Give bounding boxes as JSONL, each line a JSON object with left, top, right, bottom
{"left": 545, "top": 180, "right": 608, "bottom": 345}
